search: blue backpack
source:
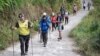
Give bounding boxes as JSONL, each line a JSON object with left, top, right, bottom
{"left": 40, "top": 17, "right": 49, "bottom": 32}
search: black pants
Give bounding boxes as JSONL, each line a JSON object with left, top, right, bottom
{"left": 73, "top": 10, "right": 76, "bottom": 14}
{"left": 83, "top": 6, "right": 86, "bottom": 10}
{"left": 61, "top": 14, "right": 65, "bottom": 21}
{"left": 52, "top": 23, "right": 56, "bottom": 31}
{"left": 41, "top": 32, "right": 48, "bottom": 45}
{"left": 19, "top": 35, "right": 30, "bottom": 54}
{"left": 88, "top": 6, "right": 90, "bottom": 10}
{"left": 65, "top": 16, "right": 69, "bottom": 24}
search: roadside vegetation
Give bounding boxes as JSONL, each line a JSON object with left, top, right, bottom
{"left": 70, "top": 0, "right": 100, "bottom": 56}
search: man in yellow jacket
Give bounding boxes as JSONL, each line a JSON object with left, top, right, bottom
{"left": 14, "top": 13, "right": 33, "bottom": 56}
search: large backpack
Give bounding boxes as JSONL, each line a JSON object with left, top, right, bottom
{"left": 40, "top": 17, "right": 49, "bottom": 32}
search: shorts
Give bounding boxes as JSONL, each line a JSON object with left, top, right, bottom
{"left": 58, "top": 24, "right": 62, "bottom": 31}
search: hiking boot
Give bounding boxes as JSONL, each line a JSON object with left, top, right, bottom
{"left": 21, "top": 53, "right": 25, "bottom": 56}
{"left": 25, "top": 51, "right": 28, "bottom": 55}
{"left": 43, "top": 42, "right": 47, "bottom": 47}
{"left": 44, "top": 45, "right": 46, "bottom": 47}
{"left": 58, "top": 37, "right": 62, "bottom": 41}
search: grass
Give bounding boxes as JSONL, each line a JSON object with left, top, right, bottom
{"left": 69, "top": 1, "right": 100, "bottom": 55}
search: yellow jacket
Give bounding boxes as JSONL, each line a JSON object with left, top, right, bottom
{"left": 18, "top": 20, "right": 30, "bottom": 35}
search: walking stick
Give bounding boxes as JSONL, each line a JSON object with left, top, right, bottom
{"left": 11, "top": 22, "right": 15, "bottom": 56}
{"left": 30, "top": 30, "right": 33, "bottom": 56}
{"left": 10, "top": 1, "right": 15, "bottom": 56}
{"left": 29, "top": 14, "right": 34, "bottom": 56}
{"left": 48, "top": 27, "right": 51, "bottom": 39}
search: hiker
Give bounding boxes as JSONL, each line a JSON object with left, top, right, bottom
{"left": 83, "top": 0, "right": 85, "bottom": 4}
{"left": 12, "top": 13, "right": 33, "bottom": 56}
{"left": 83, "top": 2, "right": 87, "bottom": 10}
{"left": 39, "top": 13, "right": 51, "bottom": 43}
{"left": 87, "top": 2, "right": 91, "bottom": 10}
{"left": 51, "top": 12, "right": 57, "bottom": 31}
{"left": 65, "top": 11, "right": 69, "bottom": 24}
{"left": 39, "top": 12, "right": 50, "bottom": 47}
{"left": 60, "top": 4, "right": 65, "bottom": 21}
{"left": 56, "top": 13, "right": 63, "bottom": 41}
{"left": 73, "top": 4, "right": 77, "bottom": 15}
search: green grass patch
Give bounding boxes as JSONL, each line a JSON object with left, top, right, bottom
{"left": 69, "top": 3, "right": 100, "bottom": 56}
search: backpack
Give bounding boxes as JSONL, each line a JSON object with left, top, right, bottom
{"left": 40, "top": 17, "right": 49, "bottom": 32}
{"left": 57, "top": 16, "right": 62, "bottom": 23}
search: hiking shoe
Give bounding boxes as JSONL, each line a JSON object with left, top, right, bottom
{"left": 43, "top": 43, "right": 47, "bottom": 47}
{"left": 25, "top": 51, "right": 28, "bottom": 55}
{"left": 21, "top": 53, "right": 25, "bottom": 56}
{"left": 58, "top": 37, "right": 62, "bottom": 41}
{"left": 43, "top": 44, "right": 46, "bottom": 47}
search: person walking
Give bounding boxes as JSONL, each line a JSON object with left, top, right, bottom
{"left": 73, "top": 4, "right": 77, "bottom": 15}
{"left": 65, "top": 11, "right": 69, "bottom": 24}
{"left": 39, "top": 12, "right": 50, "bottom": 47}
{"left": 83, "top": 2, "right": 87, "bottom": 10}
{"left": 56, "top": 13, "right": 63, "bottom": 41}
{"left": 51, "top": 12, "right": 57, "bottom": 31}
{"left": 12, "top": 13, "right": 33, "bottom": 56}
{"left": 60, "top": 5, "right": 66, "bottom": 21}
{"left": 87, "top": 2, "right": 91, "bottom": 10}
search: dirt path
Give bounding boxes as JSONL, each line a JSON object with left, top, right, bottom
{"left": 0, "top": 0, "right": 92, "bottom": 56}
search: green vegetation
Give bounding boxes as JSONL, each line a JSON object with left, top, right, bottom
{"left": 70, "top": 0, "right": 100, "bottom": 56}
{"left": 0, "top": 0, "right": 80, "bottom": 50}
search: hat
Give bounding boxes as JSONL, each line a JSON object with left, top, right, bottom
{"left": 43, "top": 12, "right": 47, "bottom": 16}
{"left": 52, "top": 12, "right": 55, "bottom": 16}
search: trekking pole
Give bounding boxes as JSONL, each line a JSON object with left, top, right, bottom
{"left": 38, "top": 29, "right": 41, "bottom": 42}
{"left": 49, "top": 26, "right": 51, "bottom": 39}
{"left": 11, "top": 22, "right": 15, "bottom": 56}
{"left": 30, "top": 29, "right": 34, "bottom": 56}
{"left": 10, "top": 1, "right": 15, "bottom": 56}
{"left": 28, "top": 12, "right": 34, "bottom": 56}
{"left": 27, "top": 12, "right": 34, "bottom": 56}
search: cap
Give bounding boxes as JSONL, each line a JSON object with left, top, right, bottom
{"left": 43, "top": 12, "right": 47, "bottom": 16}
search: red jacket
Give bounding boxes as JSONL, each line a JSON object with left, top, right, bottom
{"left": 51, "top": 16, "right": 57, "bottom": 23}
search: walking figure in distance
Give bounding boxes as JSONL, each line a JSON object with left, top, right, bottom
{"left": 51, "top": 12, "right": 57, "bottom": 31}
{"left": 87, "top": 2, "right": 91, "bottom": 10}
{"left": 83, "top": 2, "right": 87, "bottom": 10}
{"left": 73, "top": 4, "right": 77, "bottom": 15}
{"left": 57, "top": 13, "right": 63, "bottom": 41}
{"left": 60, "top": 4, "right": 66, "bottom": 21}
{"left": 65, "top": 11, "right": 69, "bottom": 24}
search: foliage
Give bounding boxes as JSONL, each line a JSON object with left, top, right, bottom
{"left": 70, "top": 0, "right": 100, "bottom": 56}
